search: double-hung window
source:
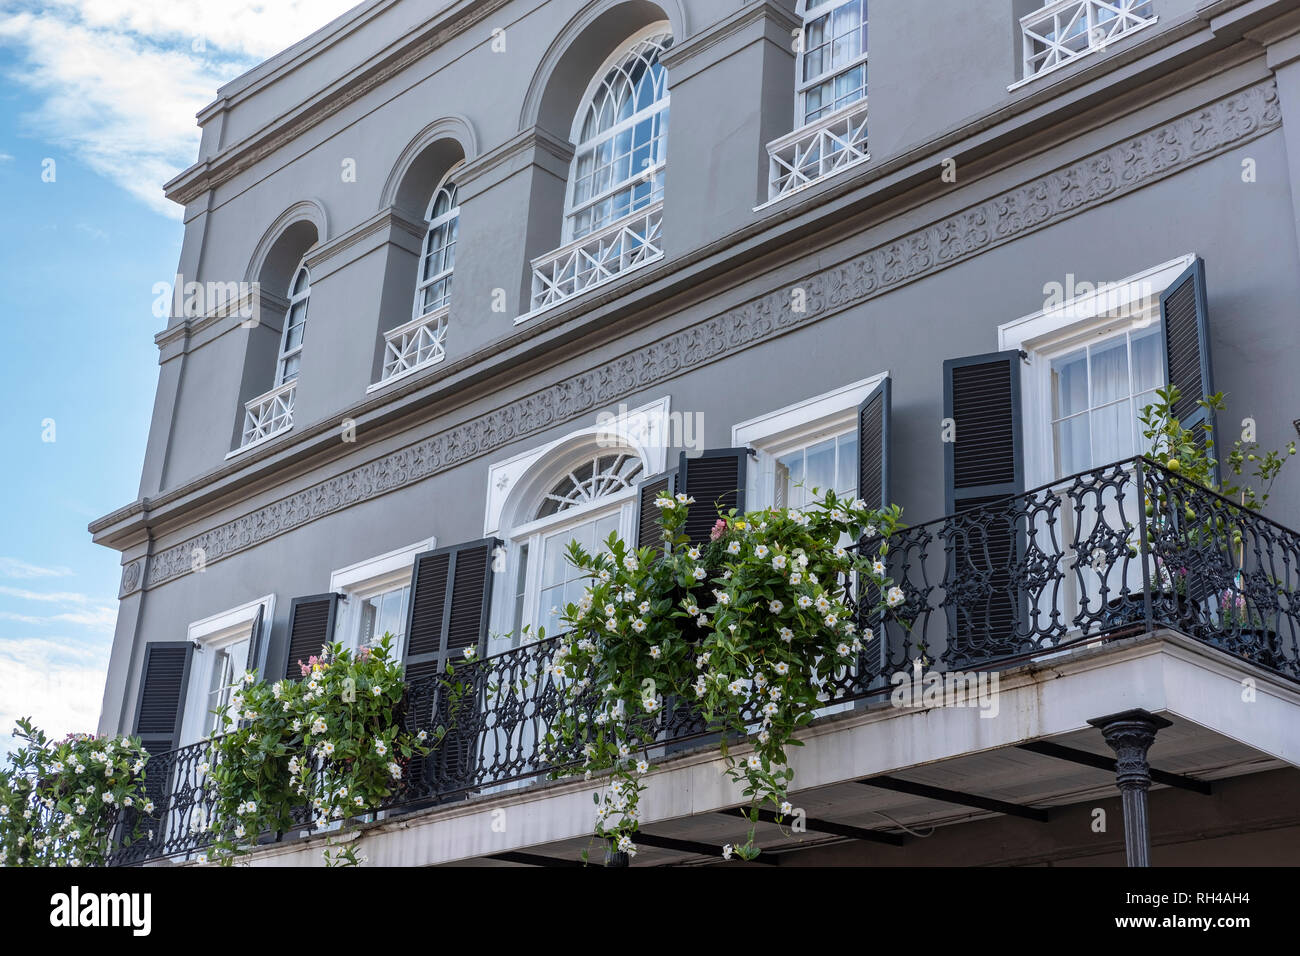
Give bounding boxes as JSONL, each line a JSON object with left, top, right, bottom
{"left": 276, "top": 262, "right": 310, "bottom": 385}
{"left": 328, "top": 540, "right": 434, "bottom": 663}
{"left": 798, "top": 0, "right": 869, "bottom": 126}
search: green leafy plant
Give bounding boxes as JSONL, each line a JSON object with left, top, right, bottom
{"left": 0, "top": 718, "right": 151, "bottom": 867}
{"left": 205, "top": 634, "right": 430, "bottom": 864}
{"left": 545, "top": 488, "right": 905, "bottom": 862}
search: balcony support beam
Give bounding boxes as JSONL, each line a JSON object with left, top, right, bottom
{"left": 487, "top": 851, "right": 583, "bottom": 867}
{"left": 1087, "top": 709, "right": 1174, "bottom": 867}
{"left": 721, "top": 806, "right": 906, "bottom": 846}
{"left": 857, "top": 775, "right": 1050, "bottom": 822}
{"left": 1016, "top": 740, "right": 1211, "bottom": 795}
{"left": 633, "top": 831, "right": 781, "bottom": 864}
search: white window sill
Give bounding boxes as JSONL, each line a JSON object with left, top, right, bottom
{"left": 514, "top": 251, "right": 664, "bottom": 325}
{"left": 226, "top": 426, "right": 293, "bottom": 459}
{"left": 366, "top": 355, "right": 446, "bottom": 394}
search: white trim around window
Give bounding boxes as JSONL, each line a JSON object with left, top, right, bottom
{"left": 328, "top": 538, "right": 436, "bottom": 660}
{"left": 998, "top": 253, "right": 1194, "bottom": 488}
{"left": 179, "top": 594, "right": 275, "bottom": 747}
{"left": 732, "top": 373, "right": 887, "bottom": 508}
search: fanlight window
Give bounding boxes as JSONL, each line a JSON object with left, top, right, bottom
{"left": 277, "top": 263, "right": 310, "bottom": 385}
{"left": 535, "top": 453, "right": 645, "bottom": 519}
{"left": 415, "top": 168, "right": 461, "bottom": 317}
{"left": 565, "top": 29, "right": 672, "bottom": 242}
{"left": 797, "top": 0, "right": 869, "bottom": 125}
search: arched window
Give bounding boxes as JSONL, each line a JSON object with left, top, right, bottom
{"left": 796, "top": 0, "right": 868, "bottom": 126}
{"left": 414, "top": 165, "right": 461, "bottom": 318}
{"left": 276, "top": 262, "right": 310, "bottom": 385}
{"left": 507, "top": 450, "right": 645, "bottom": 640}
{"left": 564, "top": 27, "right": 672, "bottom": 242}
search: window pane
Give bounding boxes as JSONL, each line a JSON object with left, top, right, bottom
{"left": 1053, "top": 414, "right": 1090, "bottom": 476}
{"left": 1090, "top": 337, "right": 1129, "bottom": 406}
{"left": 837, "top": 431, "right": 858, "bottom": 500}
{"left": 777, "top": 449, "right": 805, "bottom": 509}
{"left": 804, "top": 437, "right": 836, "bottom": 497}
{"left": 1051, "top": 349, "right": 1088, "bottom": 418}
{"left": 1091, "top": 399, "right": 1134, "bottom": 463}
{"left": 1131, "top": 323, "right": 1163, "bottom": 392}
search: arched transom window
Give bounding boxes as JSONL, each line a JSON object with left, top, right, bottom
{"left": 565, "top": 27, "right": 672, "bottom": 242}
{"left": 507, "top": 449, "right": 645, "bottom": 641}
{"left": 415, "top": 165, "right": 461, "bottom": 318}
{"left": 797, "top": 0, "right": 868, "bottom": 126}
{"left": 276, "top": 262, "right": 310, "bottom": 385}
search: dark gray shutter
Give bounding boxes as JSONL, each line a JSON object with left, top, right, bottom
{"left": 1161, "top": 257, "right": 1218, "bottom": 479}
{"left": 402, "top": 538, "right": 499, "bottom": 797}
{"left": 245, "top": 604, "right": 266, "bottom": 681}
{"left": 132, "top": 642, "right": 193, "bottom": 756}
{"left": 633, "top": 469, "right": 676, "bottom": 553}
{"left": 678, "top": 448, "right": 749, "bottom": 546}
{"left": 942, "top": 352, "right": 1026, "bottom": 666}
{"left": 281, "top": 593, "right": 339, "bottom": 681}
{"left": 857, "top": 377, "right": 891, "bottom": 511}
{"left": 402, "top": 538, "right": 499, "bottom": 682}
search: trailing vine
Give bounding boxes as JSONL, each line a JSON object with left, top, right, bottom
{"left": 546, "top": 489, "right": 903, "bottom": 861}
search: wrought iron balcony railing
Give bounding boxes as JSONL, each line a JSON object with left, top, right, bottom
{"left": 765, "top": 99, "right": 869, "bottom": 202}
{"left": 100, "top": 457, "right": 1300, "bottom": 865}
{"left": 378, "top": 306, "right": 449, "bottom": 384}
{"left": 528, "top": 201, "right": 663, "bottom": 313}
{"left": 238, "top": 380, "right": 296, "bottom": 448}
{"left": 1019, "top": 0, "right": 1156, "bottom": 81}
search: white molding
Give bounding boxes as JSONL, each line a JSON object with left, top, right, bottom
{"left": 186, "top": 594, "right": 275, "bottom": 643}
{"left": 181, "top": 594, "right": 275, "bottom": 746}
{"left": 733, "top": 372, "right": 887, "bottom": 509}
{"left": 999, "top": 253, "right": 1193, "bottom": 488}
{"left": 328, "top": 537, "right": 437, "bottom": 594}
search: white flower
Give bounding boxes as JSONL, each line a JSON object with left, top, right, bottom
{"left": 243, "top": 671, "right": 256, "bottom": 686}
{"left": 762, "top": 701, "right": 779, "bottom": 717}
{"left": 779, "top": 627, "right": 794, "bottom": 642}
{"left": 647, "top": 642, "right": 660, "bottom": 657}
{"left": 144, "top": 801, "right": 155, "bottom": 814}
{"left": 754, "top": 672, "right": 768, "bottom": 688}
{"left": 642, "top": 696, "right": 659, "bottom": 713}
{"left": 75, "top": 803, "right": 87, "bottom": 815}
{"left": 654, "top": 496, "right": 674, "bottom": 509}
{"left": 830, "top": 509, "right": 847, "bottom": 523}
{"left": 311, "top": 718, "right": 328, "bottom": 734}
{"left": 604, "top": 603, "right": 617, "bottom": 616}
{"left": 815, "top": 595, "right": 831, "bottom": 612}
{"left": 774, "top": 661, "right": 790, "bottom": 675}
{"left": 633, "top": 619, "right": 648, "bottom": 634}
{"left": 234, "top": 824, "right": 247, "bottom": 838}
{"left": 825, "top": 614, "right": 839, "bottom": 628}
{"left": 746, "top": 755, "right": 762, "bottom": 770}
{"left": 772, "top": 554, "right": 788, "bottom": 571}
{"left": 463, "top": 646, "right": 477, "bottom": 661}
{"left": 321, "top": 741, "right": 335, "bottom": 756}
{"left": 74, "top": 763, "right": 85, "bottom": 774}
{"left": 754, "top": 544, "right": 770, "bottom": 559}
{"left": 598, "top": 569, "right": 611, "bottom": 582}
{"left": 728, "top": 679, "right": 746, "bottom": 695}
{"left": 887, "top": 586, "right": 906, "bottom": 608}
{"left": 617, "top": 835, "right": 638, "bottom": 857}
{"left": 675, "top": 493, "right": 695, "bottom": 505}
{"left": 789, "top": 573, "right": 802, "bottom": 585}
{"left": 686, "top": 603, "right": 700, "bottom": 616}
{"left": 834, "top": 546, "right": 848, "bottom": 558}
{"left": 727, "top": 540, "right": 741, "bottom": 555}
{"left": 417, "top": 730, "right": 428, "bottom": 742}
{"left": 375, "top": 739, "right": 388, "bottom": 757}
{"left": 618, "top": 743, "right": 631, "bottom": 758}
{"left": 692, "top": 566, "right": 707, "bottom": 581}
{"left": 636, "top": 759, "right": 649, "bottom": 774}
{"left": 722, "top": 844, "right": 733, "bottom": 861}
{"left": 354, "top": 795, "right": 365, "bottom": 807}
{"left": 696, "top": 652, "right": 710, "bottom": 667}
{"left": 623, "top": 554, "right": 638, "bottom": 571}
{"left": 837, "top": 642, "right": 851, "bottom": 656}
{"left": 638, "top": 601, "right": 650, "bottom": 614}
{"left": 694, "top": 679, "right": 708, "bottom": 697}
{"left": 687, "top": 547, "right": 701, "bottom": 560}
{"left": 769, "top": 687, "right": 783, "bottom": 701}
{"left": 714, "top": 589, "right": 731, "bottom": 605}
{"left": 797, "top": 595, "right": 813, "bottom": 609}
{"left": 780, "top": 801, "right": 793, "bottom": 815}
{"left": 873, "top": 559, "right": 886, "bottom": 576}
{"left": 769, "top": 599, "right": 784, "bottom": 613}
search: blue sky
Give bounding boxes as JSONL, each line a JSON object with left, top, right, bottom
{"left": 0, "top": 1, "right": 356, "bottom": 757}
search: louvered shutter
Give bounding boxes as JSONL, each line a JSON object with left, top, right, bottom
{"left": 1161, "top": 257, "right": 1218, "bottom": 481}
{"left": 943, "top": 352, "right": 1026, "bottom": 665}
{"left": 401, "top": 538, "right": 498, "bottom": 797}
{"left": 857, "top": 377, "right": 891, "bottom": 511}
{"left": 281, "top": 594, "right": 339, "bottom": 681}
{"left": 132, "top": 642, "right": 193, "bottom": 756}
{"left": 678, "top": 448, "right": 749, "bottom": 546}
{"left": 633, "top": 469, "right": 676, "bottom": 554}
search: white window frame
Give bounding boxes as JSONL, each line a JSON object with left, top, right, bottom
{"left": 999, "top": 254, "right": 1194, "bottom": 489}
{"left": 484, "top": 398, "right": 672, "bottom": 653}
{"left": 562, "top": 23, "right": 673, "bottom": 244}
{"left": 414, "top": 165, "right": 463, "bottom": 319}
{"left": 732, "top": 373, "right": 888, "bottom": 508}
{"left": 328, "top": 538, "right": 437, "bottom": 662}
{"left": 179, "top": 594, "right": 275, "bottom": 747}
{"left": 795, "top": 0, "right": 869, "bottom": 128}
{"left": 275, "top": 262, "right": 310, "bottom": 386}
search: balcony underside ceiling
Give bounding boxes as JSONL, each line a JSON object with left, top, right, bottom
{"left": 449, "top": 720, "right": 1287, "bottom": 867}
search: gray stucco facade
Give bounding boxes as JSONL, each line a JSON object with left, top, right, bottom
{"left": 91, "top": 0, "right": 1300, "bottom": 865}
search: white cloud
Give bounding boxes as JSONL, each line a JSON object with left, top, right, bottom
{"left": 0, "top": 152, "right": 14, "bottom": 163}
{"left": 0, "top": 557, "right": 73, "bottom": 579}
{"left": 0, "top": 1, "right": 358, "bottom": 217}
{"left": 0, "top": 638, "right": 110, "bottom": 756}
{"left": 0, "top": 586, "right": 118, "bottom": 634}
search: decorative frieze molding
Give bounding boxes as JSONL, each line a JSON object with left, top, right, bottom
{"left": 122, "top": 80, "right": 1280, "bottom": 596}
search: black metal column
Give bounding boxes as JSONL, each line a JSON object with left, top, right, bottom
{"left": 1087, "top": 709, "right": 1173, "bottom": 867}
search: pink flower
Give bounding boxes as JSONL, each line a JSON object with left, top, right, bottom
{"left": 298, "top": 660, "right": 310, "bottom": 676}
{"left": 710, "top": 519, "right": 727, "bottom": 542}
